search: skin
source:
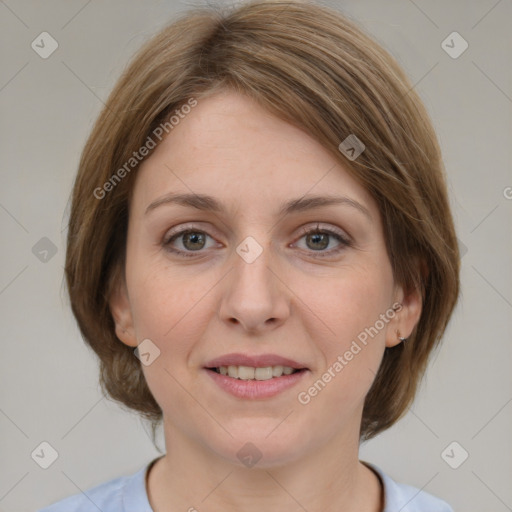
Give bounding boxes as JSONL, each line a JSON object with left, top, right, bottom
{"left": 110, "top": 89, "right": 422, "bottom": 512}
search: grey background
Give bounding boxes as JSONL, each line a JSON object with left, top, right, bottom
{"left": 1, "top": 0, "right": 511, "bottom": 511}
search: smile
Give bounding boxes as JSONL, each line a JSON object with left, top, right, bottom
{"left": 210, "top": 365, "right": 300, "bottom": 380}
{"left": 205, "top": 366, "right": 309, "bottom": 399}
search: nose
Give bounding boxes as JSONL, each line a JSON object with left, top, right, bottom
{"left": 218, "top": 241, "right": 291, "bottom": 335}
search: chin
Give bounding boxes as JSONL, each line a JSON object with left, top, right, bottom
{"left": 208, "top": 418, "right": 309, "bottom": 469}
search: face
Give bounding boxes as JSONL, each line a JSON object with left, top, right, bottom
{"left": 110, "top": 89, "right": 421, "bottom": 467}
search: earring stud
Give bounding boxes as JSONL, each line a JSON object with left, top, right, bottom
{"left": 397, "top": 330, "right": 407, "bottom": 343}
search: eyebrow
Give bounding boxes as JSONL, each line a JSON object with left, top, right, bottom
{"left": 145, "top": 192, "right": 372, "bottom": 222}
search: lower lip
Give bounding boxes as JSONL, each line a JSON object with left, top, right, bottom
{"left": 204, "top": 368, "right": 308, "bottom": 399}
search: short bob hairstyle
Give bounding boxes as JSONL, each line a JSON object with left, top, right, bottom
{"left": 65, "top": 0, "right": 460, "bottom": 442}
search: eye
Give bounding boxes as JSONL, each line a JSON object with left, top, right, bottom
{"left": 162, "top": 223, "right": 351, "bottom": 259}
{"left": 293, "top": 224, "right": 351, "bottom": 257}
{"left": 163, "top": 228, "right": 217, "bottom": 257}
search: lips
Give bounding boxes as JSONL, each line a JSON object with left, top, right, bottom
{"left": 203, "top": 353, "right": 310, "bottom": 399}
{"left": 204, "top": 353, "right": 308, "bottom": 370}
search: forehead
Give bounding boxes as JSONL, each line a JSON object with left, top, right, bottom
{"left": 132, "top": 90, "right": 376, "bottom": 219}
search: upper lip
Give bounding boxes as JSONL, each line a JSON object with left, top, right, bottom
{"left": 204, "top": 353, "right": 308, "bottom": 370}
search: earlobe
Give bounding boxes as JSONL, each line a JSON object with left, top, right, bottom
{"left": 386, "top": 281, "right": 423, "bottom": 348}
{"left": 109, "top": 275, "right": 138, "bottom": 348}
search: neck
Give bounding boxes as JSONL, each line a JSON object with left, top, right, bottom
{"left": 147, "top": 419, "right": 383, "bottom": 512}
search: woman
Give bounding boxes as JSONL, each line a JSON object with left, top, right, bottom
{"left": 39, "top": 0, "right": 460, "bottom": 510}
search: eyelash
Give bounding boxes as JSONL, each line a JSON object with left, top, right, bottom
{"left": 162, "top": 223, "right": 351, "bottom": 259}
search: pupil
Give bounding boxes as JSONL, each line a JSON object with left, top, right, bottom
{"left": 308, "top": 232, "right": 328, "bottom": 250}
{"left": 184, "top": 232, "right": 205, "bottom": 250}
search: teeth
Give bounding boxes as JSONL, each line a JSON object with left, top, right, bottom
{"left": 272, "top": 365, "right": 283, "bottom": 377}
{"left": 216, "top": 365, "right": 298, "bottom": 380}
{"left": 238, "top": 366, "right": 255, "bottom": 380}
{"left": 255, "top": 367, "right": 273, "bottom": 380}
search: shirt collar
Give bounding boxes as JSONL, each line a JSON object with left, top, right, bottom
{"left": 127, "top": 457, "right": 402, "bottom": 512}
{"left": 123, "top": 456, "right": 163, "bottom": 512}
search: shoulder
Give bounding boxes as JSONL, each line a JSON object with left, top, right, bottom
{"left": 36, "top": 475, "right": 127, "bottom": 512}
{"left": 363, "top": 462, "right": 454, "bottom": 512}
{"left": 36, "top": 463, "right": 152, "bottom": 512}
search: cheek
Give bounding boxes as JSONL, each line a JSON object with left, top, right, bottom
{"left": 306, "top": 262, "right": 394, "bottom": 352}
{"left": 127, "top": 253, "right": 206, "bottom": 338}
{"left": 295, "top": 264, "right": 393, "bottom": 409}
{"left": 127, "top": 261, "right": 219, "bottom": 381}
{"left": 127, "top": 266, "right": 213, "bottom": 417}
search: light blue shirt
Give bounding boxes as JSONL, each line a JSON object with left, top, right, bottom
{"left": 37, "top": 458, "right": 453, "bottom": 511}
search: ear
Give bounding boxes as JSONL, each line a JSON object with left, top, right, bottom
{"left": 385, "top": 260, "right": 426, "bottom": 348}
{"left": 108, "top": 269, "right": 138, "bottom": 348}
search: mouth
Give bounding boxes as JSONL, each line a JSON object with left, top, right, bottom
{"left": 203, "top": 354, "right": 310, "bottom": 399}
{"left": 206, "top": 365, "right": 305, "bottom": 380}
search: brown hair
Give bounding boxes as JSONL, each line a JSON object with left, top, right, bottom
{"left": 65, "top": 0, "right": 460, "bottom": 442}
